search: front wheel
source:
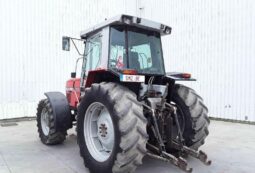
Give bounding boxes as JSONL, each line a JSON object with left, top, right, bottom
{"left": 36, "top": 99, "right": 67, "bottom": 145}
{"left": 77, "top": 82, "right": 148, "bottom": 173}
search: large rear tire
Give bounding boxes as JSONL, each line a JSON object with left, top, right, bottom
{"left": 77, "top": 82, "right": 148, "bottom": 173}
{"left": 171, "top": 84, "right": 210, "bottom": 150}
{"left": 36, "top": 99, "right": 67, "bottom": 145}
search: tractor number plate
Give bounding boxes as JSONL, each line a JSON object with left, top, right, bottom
{"left": 120, "top": 74, "right": 145, "bottom": 83}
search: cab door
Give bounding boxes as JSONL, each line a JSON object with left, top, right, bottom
{"left": 80, "top": 32, "right": 102, "bottom": 88}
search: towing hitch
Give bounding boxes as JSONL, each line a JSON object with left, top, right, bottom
{"left": 172, "top": 141, "right": 212, "bottom": 166}
{"left": 147, "top": 143, "right": 193, "bottom": 173}
{"left": 146, "top": 102, "right": 211, "bottom": 173}
{"left": 147, "top": 142, "right": 211, "bottom": 173}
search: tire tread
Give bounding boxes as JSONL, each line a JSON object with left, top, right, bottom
{"left": 175, "top": 84, "right": 210, "bottom": 150}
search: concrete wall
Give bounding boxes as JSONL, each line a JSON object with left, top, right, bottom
{"left": 0, "top": 0, "right": 254, "bottom": 121}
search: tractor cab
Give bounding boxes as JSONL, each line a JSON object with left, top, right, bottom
{"left": 79, "top": 15, "right": 171, "bottom": 75}
{"left": 64, "top": 15, "right": 172, "bottom": 108}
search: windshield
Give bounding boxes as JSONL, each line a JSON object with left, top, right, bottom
{"left": 109, "top": 26, "right": 165, "bottom": 75}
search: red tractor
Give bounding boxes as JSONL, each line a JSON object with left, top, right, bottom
{"left": 36, "top": 15, "right": 211, "bottom": 173}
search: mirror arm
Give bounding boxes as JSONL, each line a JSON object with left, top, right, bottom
{"left": 70, "top": 38, "right": 85, "bottom": 56}
{"left": 75, "top": 57, "right": 83, "bottom": 73}
{"left": 71, "top": 56, "right": 83, "bottom": 79}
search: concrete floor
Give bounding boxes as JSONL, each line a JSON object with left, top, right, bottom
{"left": 0, "top": 120, "right": 255, "bottom": 173}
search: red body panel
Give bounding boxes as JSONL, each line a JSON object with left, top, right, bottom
{"left": 85, "top": 69, "right": 107, "bottom": 88}
{"left": 66, "top": 78, "right": 81, "bottom": 108}
{"left": 65, "top": 69, "right": 109, "bottom": 108}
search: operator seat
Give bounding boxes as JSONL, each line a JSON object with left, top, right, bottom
{"left": 129, "top": 52, "right": 140, "bottom": 70}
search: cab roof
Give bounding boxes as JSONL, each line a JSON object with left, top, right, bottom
{"left": 80, "top": 14, "right": 172, "bottom": 38}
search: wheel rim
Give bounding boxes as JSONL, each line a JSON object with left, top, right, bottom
{"left": 84, "top": 102, "right": 115, "bottom": 162}
{"left": 41, "top": 108, "right": 50, "bottom": 136}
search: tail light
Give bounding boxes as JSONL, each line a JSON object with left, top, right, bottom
{"left": 181, "top": 73, "right": 191, "bottom": 78}
{"left": 122, "top": 69, "right": 138, "bottom": 75}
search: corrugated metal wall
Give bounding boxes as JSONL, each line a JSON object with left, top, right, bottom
{"left": 0, "top": 0, "right": 254, "bottom": 121}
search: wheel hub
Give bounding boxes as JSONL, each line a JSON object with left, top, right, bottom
{"left": 84, "top": 102, "right": 115, "bottom": 162}
{"left": 99, "top": 123, "right": 107, "bottom": 137}
{"left": 96, "top": 108, "right": 114, "bottom": 152}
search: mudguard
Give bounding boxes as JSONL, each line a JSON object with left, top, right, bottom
{"left": 44, "top": 92, "right": 72, "bottom": 131}
{"left": 166, "top": 72, "right": 196, "bottom": 81}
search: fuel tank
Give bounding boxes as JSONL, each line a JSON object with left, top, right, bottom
{"left": 66, "top": 78, "right": 81, "bottom": 108}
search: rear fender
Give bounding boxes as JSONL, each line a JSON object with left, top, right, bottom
{"left": 85, "top": 69, "right": 119, "bottom": 88}
{"left": 44, "top": 92, "right": 72, "bottom": 131}
{"left": 166, "top": 72, "right": 196, "bottom": 81}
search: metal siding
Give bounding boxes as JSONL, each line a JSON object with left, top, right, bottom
{"left": 139, "top": 0, "right": 255, "bottom": 121}
{"left": 0, "top": 0, "right": 254, "bottom": 121}
{"left": 0, "top": 0, "right": 136, "bottom": 119}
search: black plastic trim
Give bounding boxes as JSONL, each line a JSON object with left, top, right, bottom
{"left": 44, "top": 92, "right": 72, "bottom": 131}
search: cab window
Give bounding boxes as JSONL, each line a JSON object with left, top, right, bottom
{"left": 84, "top": 34, "right": 102, "bottom": 73}
{"left": 109, "top": 27, "right": 126, "bottom": 69}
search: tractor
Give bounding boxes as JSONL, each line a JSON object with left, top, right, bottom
{"left": 36, "top": 15, "right": 211, "bottom": 173}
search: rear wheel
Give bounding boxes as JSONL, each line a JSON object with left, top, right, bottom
{"left": 36, "top": 99, "right": 67, "bottom": 145}
{"left": 84, "top": 102, "right": 115, "bottom": 162}
{"left": 170, "top": 84, "right": 210, "bottom": 150}
{"left": 77, "top": 82, "right": 148, "bottom": 173}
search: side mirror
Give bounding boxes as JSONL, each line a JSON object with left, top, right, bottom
{"left": 62, "top": 36, "right": 70, "bottom": 51}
